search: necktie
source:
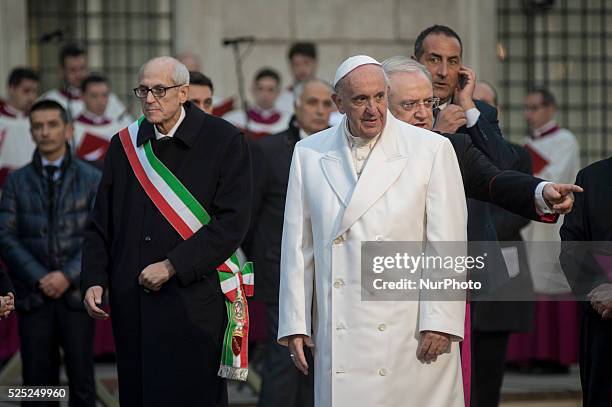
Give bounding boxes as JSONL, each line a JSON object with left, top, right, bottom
{"left": 44, "top": 165, "right": 57, "bottom": 184}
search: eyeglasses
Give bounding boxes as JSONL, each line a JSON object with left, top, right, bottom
{"left": 399, "top": 97, "right": 440, "bottom": 112}
{"left": 133, "top": 84, "right": 184, "bottom": 99}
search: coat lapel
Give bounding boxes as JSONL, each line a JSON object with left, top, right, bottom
{"left": 336, "top": 114, "right": 410, "bottom": 237}
{"left": 320, "top": 120, "right": 357, "bottom": 207}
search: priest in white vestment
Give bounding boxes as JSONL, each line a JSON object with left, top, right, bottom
{"left": 72, "top": 75, "right": 132, "bottom": 162}
{"left": 522, "top": 87, "right": 580, "bottom": 293}
{"left": 278, "top": 56, "right": 468, "bottom": 407}
{"left": 0, "top": 68, "right": 39, "bottom": 186}
{"left": 41, "top": 44, "right": 128, "bottom": 121}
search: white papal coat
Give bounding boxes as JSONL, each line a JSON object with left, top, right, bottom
{"left": 278, "top": 112, "right": 468, "bottom": 407}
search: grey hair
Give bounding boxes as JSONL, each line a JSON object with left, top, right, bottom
{"left": 138, "top": 56, "right": 190, "bottom": 85}
{"left": 334, "top": 64, "right": 388, "bottom": 95}
{"left": 381, "top": 56, "right": 432, "bottom": 83}
{"left": 293, "top": 78, "right": 333, "bottom": 106}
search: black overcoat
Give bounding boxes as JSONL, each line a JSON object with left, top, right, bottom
{"left": 81, "top": 102, "right": 252, "bottom": 406}
{"left": 560, "top": 158, "right": 612, "bottom": 407}
{"left": 241, "top": 119, "right": 300, "bottom": 303}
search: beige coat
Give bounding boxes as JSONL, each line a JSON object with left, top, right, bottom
{"left": 278, "top": 113, "right": 468, "bottom": 407}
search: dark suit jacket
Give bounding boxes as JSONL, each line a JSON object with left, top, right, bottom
{"left": 242, "top": 119, "right": 300, "bottom": 303}
{"left": 81, "top": 102, "right": 250, "bottom": 406}
{"left": 473, "top": 143, "right": 535, "bottom": 332}
{"left": 458, "top": 100, "right": 519, "bottom": 171}
{"left": 444, "top": 133, "right": 553, "bottom": 222}
{"left": 444, "top": 130, "right": 556, "bottom": 297}
{"left": 447, "top": 100, "right": 526, "bottom": 293}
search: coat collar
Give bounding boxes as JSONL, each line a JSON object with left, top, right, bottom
{"left": 32, "top": 144, "right": 73, "bottom": 177}
{"left": 286, "top": 115, "right": 301, "bottom": 145}
{"left": 320, "top": 118, "right": 357, "bottom": 207}
{"left": 321, "top": 113, "right": 410, "bottom": 238}
{"left": 136, "top": 101, "right": 205, "bottom": 148}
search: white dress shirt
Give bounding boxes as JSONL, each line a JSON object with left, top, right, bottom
{"left": 437, "top": 101, "right": 480, "bottom": 128}
{"left": 41, "top": 156, "right": 64, "bottom": 181}
{"left": 153, "top": 106, "right": 186, "bottom": 139}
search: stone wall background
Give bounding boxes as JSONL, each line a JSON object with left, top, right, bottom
{"left": 174, "top": 0, "right": 497, "bottom": 100}
{"left": 0, "top": 0, "right": 497, "bottom": 102}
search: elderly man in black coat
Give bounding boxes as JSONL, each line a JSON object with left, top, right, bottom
{"left": 81, "top": 56, "right": 252, "bottom": 407}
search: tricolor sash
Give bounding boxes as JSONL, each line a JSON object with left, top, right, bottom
{"left": 119, "top": 116, "right": 254, "bottom": 381}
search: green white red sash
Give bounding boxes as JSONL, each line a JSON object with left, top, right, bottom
{"left": 119, "top": 116, "right": 254, "bottom": 381}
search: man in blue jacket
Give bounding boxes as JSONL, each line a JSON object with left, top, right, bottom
{"left": 0, "top": 99, "right": 100, "bottom": 406}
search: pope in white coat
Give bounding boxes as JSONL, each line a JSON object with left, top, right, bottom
{"left": 277, "top": 56, "right": 469, "bottom": 407}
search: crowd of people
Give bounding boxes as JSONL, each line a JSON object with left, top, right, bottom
{"left": 0, "top": 23, "right": 609, "bottom": 407}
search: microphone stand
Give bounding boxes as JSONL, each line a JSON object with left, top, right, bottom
{"left": 226, "top": 39, "right": 254, "bottom": 138}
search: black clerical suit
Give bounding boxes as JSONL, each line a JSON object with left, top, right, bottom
{"left": 81, "top": 102, "right": 252, "bottom": 407}
{"left": 560, "top": 158, "right": 612, "bottom": 407}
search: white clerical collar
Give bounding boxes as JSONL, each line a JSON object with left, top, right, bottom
{"left": 251, "top": 105, "right": 279, "bottom": 119}
{"left": 532, "top": 120, "right": 558, "bottom": 138}
{"left": 82, "top": 109, "right": 110, "bottom": 125}
{"left": 65, "top": 86, "right": 81, "bottom": 98}
{"left": 3, "top": 103, "right": 26, "bottom": 119}
{"left": 344, "top": 120, "right": 380, "bottom": 148}
{"left": 299, "top": 128, "right": 309, "bottom": 140}
{"left": 154, "top": 106, "right": 186, "bottom": 139}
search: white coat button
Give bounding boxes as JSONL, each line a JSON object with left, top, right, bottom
{"left": 378, "top": 323, "right": 386, "bottom": 331}
{"left": 336, "top": 368, "right": 346, "bottom": 374}
{"left": 375, "top": 235, "right": 383, "bottom": 241}
{"left": 357, "top": 155, "right": 365, "bottom": 161}
{"left": 379, "top": 368, "right": 388, "bottom": 376}
{"left": 336, "top": 322, "right": 346, "bottom": 330}
{"left": 333, "top": 279, "right": 344, "bottom": 289}
{"left": 333, "top": 236, "right": 344, "bottom": 245}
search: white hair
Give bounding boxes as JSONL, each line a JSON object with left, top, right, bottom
{"left": 293, "top": 78, "right": 333, "bottom": 106}
{"left": 138, "top": 56, "right": 190, "bottom": 85}
{"left": 381, "top": 56, "right": 432, "bottom": 83}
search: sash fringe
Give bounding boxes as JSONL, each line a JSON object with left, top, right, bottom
{"left": 218, "top": 365, "right": 249, "bottom": 381}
